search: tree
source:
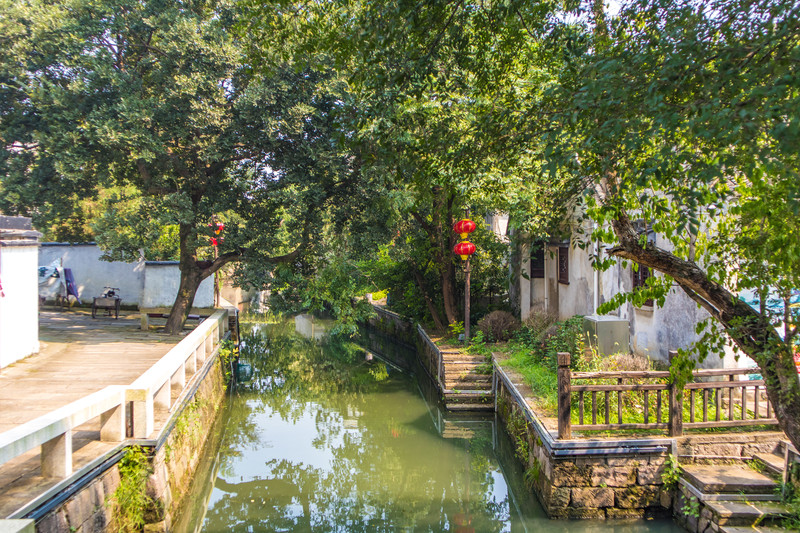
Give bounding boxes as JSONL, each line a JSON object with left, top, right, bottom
{"left": 1, "top": 0, "right": 360, "bottom": 333}
{"left": 543, "top": 0, "right": 800, "bottom": 450}
{"left": 243, "top": 0, "right": 800, "bottom": 450}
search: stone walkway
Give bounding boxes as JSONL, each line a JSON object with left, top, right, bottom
{"left": 0, "top": 309, "right": 183, "bottom": 517}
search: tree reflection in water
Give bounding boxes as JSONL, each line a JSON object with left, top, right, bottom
{"left": 179, "top": 322, "right": 682, "bottom": 533}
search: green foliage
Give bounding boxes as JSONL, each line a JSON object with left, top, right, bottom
{"left": 661, "top": 454, "right": 681, "bottom": 490}
{"left": 682, "top": 495, "right": 700, "bottom": 519}
{"left": 505, "top": 409, "right": 530, "bottom": 463}
{"left": 513, "top": 315, "right": 585, "bottom": 372}
{"left": 524, "top": 459, "right": 541, "bottom": 490}
{"left": 784, "top": 481, "right": 800, "bottom": 530}
{"left": 219, "top": 340, "right": 237, "bottom": 386}
{"left": 109, "top": 446, "right": 153, "bottom": 533}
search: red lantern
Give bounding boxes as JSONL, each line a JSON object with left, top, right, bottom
{"left": 453, "top": 241, "right": 476, "bottom": 260}
{"left": 453, "top": 219, "right": 477, "bottom": 239}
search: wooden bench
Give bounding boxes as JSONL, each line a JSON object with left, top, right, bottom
{"left": 140, "top": 308, "right": 213, "bottom": 330}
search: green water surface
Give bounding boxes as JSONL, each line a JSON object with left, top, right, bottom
{"left": 174, "top": 323, "right": 683, "bottom": 533}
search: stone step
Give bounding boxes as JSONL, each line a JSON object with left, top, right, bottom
{"left": 720, "top": 526, "right": 790, "bottom": 533}
{"left": 444, "top": 371, "right": 492, "bottom": 381}
{"left": 752, "top": 452, "right": 785, "bottom": 478}
{"left": 443, "top": 391, "right": 493, "bottom": 404}
{"left": 443, "top": 363, "right": 489, "bottom": 373}
{"left": 441, "top": 421, "right": 476, "bottom": 439}
{"left": 706, "top": 501, "right": 789, "bottom": 527}
{"left": 681, "top": 465, "right": 778, "bottom": 495}
{"left": 441, "top": 353, "right": 486, "bottom": 363}
{"left": 445, "top": 402, "right": 494, "bottom": 412}
{"left": 445, "top": 381, "right": 492, "bottom": 391}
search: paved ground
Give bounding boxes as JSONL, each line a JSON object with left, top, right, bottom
{"left": 0, "top": 308, "right": 184, "bottom": 517}
{"left": 0, "top": 309, "right": 180, "bottom": 432}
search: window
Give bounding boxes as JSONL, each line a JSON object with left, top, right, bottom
{"left": 558, "top": 246, "right": 569, "bottom": 284}
{"left": 530, "top": 245, "right": 545, "bottom": 279}
{"left": 632, "top": 264, "right": 654, "bottom": 307}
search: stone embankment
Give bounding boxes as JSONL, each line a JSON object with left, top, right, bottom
{"left": 0, "top": 309, "right": 236, "bottom": 532}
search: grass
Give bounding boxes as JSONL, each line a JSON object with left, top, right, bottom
{"left": 493, "top": 312, "right": 780, "bottom": 436}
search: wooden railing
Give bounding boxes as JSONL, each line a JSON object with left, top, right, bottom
{"left": 556, "top": 352, "right": 778, "bottom": 439}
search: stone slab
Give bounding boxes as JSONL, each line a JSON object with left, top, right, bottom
{"left": 681, "top": 465, "right": 777, "bottom": 495}
{"left": 706, "top": 501, "right": 789, "bottom": 526}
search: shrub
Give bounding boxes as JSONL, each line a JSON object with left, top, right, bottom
{"left": 513, "top": 314, "right": 585, "bottom": 370}
{"left": 477, "top": 310, "right": 520, "bottom": 341}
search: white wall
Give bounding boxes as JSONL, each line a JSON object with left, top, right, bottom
{"left": 0, "top": 245, "right": 40, "bottom": 366}
{"left": 519, "top": 232, "right": 734, "bottom": 368}
{"left": 40, "top": 244, "right": 144, "bottom": 305}
{"left": 39, "top": 244, "right": 214, "bottom": 308}
{"left": 142, "top": 262, "right": 214, "bottom": 308}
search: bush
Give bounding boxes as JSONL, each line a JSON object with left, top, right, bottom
{"left": 513, "top": 313, "right": 585, "bottom": 370}
{"left": 477, "top": 310, "right": 521, "bottom": 341}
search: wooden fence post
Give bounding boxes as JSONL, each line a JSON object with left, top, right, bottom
{"left": 668, "top": 350, "right": 684, "bottom": 437}
{"left": 557, "top": 352, "right": 572, "bottom": 439}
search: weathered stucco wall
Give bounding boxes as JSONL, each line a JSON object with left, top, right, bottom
{"left": 519, "top": 230, "right": 739, "bottom": 368}
{"left": 141, "top": 261, "right": 214, "bottom": 308}
{"left": 0, "top": 244, "right": 40, "bottom": 367}
{"left": 39, "top": 244, "right": 214, "bottom": 308}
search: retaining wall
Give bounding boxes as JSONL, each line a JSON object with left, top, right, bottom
{"left": 30, "top": 339, "right": 230, "bottom": 532}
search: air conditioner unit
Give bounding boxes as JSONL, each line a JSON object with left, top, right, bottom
{"left": 583, "top": 316, "right": 630, "bottom": 356}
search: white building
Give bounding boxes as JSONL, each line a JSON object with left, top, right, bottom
{"left": 0, "top": 216, "right": 41, "bottom": 368}
{"left": 512, "top": 220, "right": 742, "bottom": 369}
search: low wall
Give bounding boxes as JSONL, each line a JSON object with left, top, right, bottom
{"left": 495, "top": 364, "right": 672, "bottom": 519}
{"left": 493, "top": 363, "right": 786, "bottom": 520}
{"left": 33, "top": 360, "right": 227, "bottom": 532}
{"left": 39, "top": 244, "right": 213, "bottom": 308}
{"left": 24, "top": 316, "right": 234, "bottom": 532}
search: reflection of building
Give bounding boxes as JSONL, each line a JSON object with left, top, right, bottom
{"left": 294, "top": 314, "right": 329, "bottom": 341}
{"left": 0, "top": 216, "right": 42, "bottom": 367}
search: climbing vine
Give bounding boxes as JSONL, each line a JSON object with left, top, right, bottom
{"left": 108, "top": 446, "right": 154, "bottom": 532}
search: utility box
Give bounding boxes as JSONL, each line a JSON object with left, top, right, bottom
{"left": 583, "top": 315, "right": 630, "bottom": 356}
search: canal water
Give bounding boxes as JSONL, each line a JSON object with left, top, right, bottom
{"left": 174, "top": 320, "right": 682, "bottom": 533}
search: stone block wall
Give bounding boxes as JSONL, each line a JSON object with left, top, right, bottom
{"left": 34, "top": 357, "right": 228, "bottom": 532}
{"left": 35, "top": 468, "right": 121, "bottom": 533}
{"left": 144, "top": 357, "right": 227, "bottom": 531}
{"left": 495, "top": 377, "right": 673, "bottom": 520}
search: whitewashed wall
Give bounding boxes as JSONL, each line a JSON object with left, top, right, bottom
{"left": 0, "top": 245, "right": 40, "bottom": 367}
{"left": 39, "top": 244, "right": 213, "bottom": 308}
{"left": 520, "top": 231, "right": 738, "bottom": 368}
{"left": 142, "top": 262, "right": 214, "bottom": 308}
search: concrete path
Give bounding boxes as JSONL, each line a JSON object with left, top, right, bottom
{"left": 0, "top": 309, "right": 184, "bottom": 517}
{"left": 0, "top": 310, "right": 180, "bottom": 433}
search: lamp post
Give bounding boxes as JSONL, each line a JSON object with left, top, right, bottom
{"left": 453, "top": 217, "right": 476, "bottom": 344}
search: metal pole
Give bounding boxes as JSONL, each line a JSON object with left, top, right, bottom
{"left": 464, "top": 257, "right": 471, "bottom": 345}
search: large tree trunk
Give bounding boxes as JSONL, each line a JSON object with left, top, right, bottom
{"left": 410, "top": 264, "right": 446, "bottom": 331}
{"left": 164, "top": 224, "right": 207, "bottom": 335}
{"left": 607, "top": 210, "right": 800, "bottom": 451}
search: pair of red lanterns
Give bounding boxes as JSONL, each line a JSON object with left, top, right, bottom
{"left": 453, "top": 218, "right": 476, "bottom": 260}
{"left": 208, "top": 221, "right": 225, "bottom": 247}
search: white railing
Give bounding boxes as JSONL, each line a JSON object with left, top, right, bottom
{"left": 127, "top": 309, "right": 228, "bottom": 438}
{"left": 0, "top": 309, "right": 229, "bottom": 479}
{"left": 0, "top": 386, "right": 126, "bottom": 478}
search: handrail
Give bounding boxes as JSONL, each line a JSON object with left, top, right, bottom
{"left": 127, "top": 309, "right": 228, "bottom": 438}
{"left": 0, "top": 386, "right": 126, "bottom": 478}
{"left": 0, "top": 309, "right": 230, "bottom": 479}
{"left": 557, "top": 352, "right": 778, "bottom": 439}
